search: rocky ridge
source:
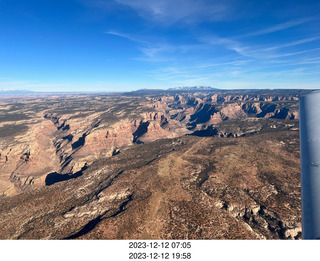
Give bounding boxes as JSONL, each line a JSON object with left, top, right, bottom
{"left": 0, "top": 90, "right": 304, "bottom": 239}
{"left": 0, "top": 92, "right": 301, "bottom": 195}
{"left": 0, "top": 132, "right": 301, "bottom": 239}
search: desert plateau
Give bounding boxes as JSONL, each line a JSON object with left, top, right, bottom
{"left": 0, "top": 88, "right": 306, "bottom": 239}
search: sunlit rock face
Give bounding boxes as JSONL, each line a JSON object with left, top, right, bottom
{"left": 0, "top": 89, "right": 305, "bottom": 239}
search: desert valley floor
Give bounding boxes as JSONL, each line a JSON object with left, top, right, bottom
{"left": 0, "top": 89, "right": 307, "bottom": 239}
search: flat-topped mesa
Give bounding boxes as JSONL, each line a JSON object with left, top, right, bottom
{"left": 73, "top": 94, "right": 300, "bottom": 154}
{"left": 0, "top": 91, "right": 302, "bottom": 197}
{"left": 210, "top": 94, "right": 299, "bottom": 103}
{"left": 0, "top": 90, "right": 304, "bottom": 239}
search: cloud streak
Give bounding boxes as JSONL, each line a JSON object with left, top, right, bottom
{"left": 239, "top": 17, "right": 317, "bottom": 38}
{"left": 105, "top": 30, "right": 174, "bottom": 61}
{"left": 263, "top": 36, "right": 320, "bottom": 51}
{"left": 114, "top": 0, "right": 231, "bottom": 24}
{"left": 105, "top": 31, "right": 146, "bottom": 44}
{"left": 102, "top": 2, "right": 320, "bottom": 89}
{"left": 106, "top": 30, "right": 208, "bottom": 62}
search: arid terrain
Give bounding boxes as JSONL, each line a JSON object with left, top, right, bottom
{"left": 0, "top": 88, "right": 308, "bottom": 239}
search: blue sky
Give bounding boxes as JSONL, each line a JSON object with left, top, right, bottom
{"left": 0, "top": 0, "right": 320, "bottom": 92}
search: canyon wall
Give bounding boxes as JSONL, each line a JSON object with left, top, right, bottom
{"left": 0, "top": 92, "right": 300, "bottom": 196}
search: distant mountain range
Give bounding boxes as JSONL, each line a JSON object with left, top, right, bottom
{"left": 167, "top": 86, "right": 218, "bottom": 91}
{"left": 126, "top": 86, "right": 220, "bottom": 95}
{"left": 0, "top": 89, "right": 35, "bottom": 96}
{"left": 0, "top": 87, "right": 315, "bottom": 97}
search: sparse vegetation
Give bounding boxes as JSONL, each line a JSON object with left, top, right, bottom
{"left": 0, "top": 90, "right": 303, "bottom": 239}
{"left": 0, "top": 123, "right": 28, "bottom": 137}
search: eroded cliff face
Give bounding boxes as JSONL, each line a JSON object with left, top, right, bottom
{"left": 0, "top": 132, "right": 301, "bottom": 240}
{"left": 0, "top": 114, "right": 61, "bottom": 195}
{"left": 151, "top": 92, "right": 300, "bottom": 138}
{"left": 0, "top": 92, "right": 300, "bottom": 196}
{"left": 0, "top": 90, "right": 303, "bottom": 239}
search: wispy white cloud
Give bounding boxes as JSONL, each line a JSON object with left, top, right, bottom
{"left": 105, "top": 31, "right": 147, "bottom": 44}
{"left": 268, "top": 47, "right": 320, "bottom": 59}
{"left": 231, "top": 45, "right": 320, "bottom": 60}
{"left": 106, "top": 30, "right": 207, "bottom": 62}
{"left": 103, "top": 6, "right": 320, "bottom": 88}
{"left": 201, "top": 32, "right": 320, "bottom": 61}
{"left": 291, "top": 58, "right": 320, "bottom": 65}
{"left": 114, "top": 0, "right": 230, "bottom": 24}
{"left": 197, "top": 60, "right": 254, "bottom": 69}
{"left": 139, "top": 45, "right": 174, "bottom": 61}
{"left": 263, "top": 36, "right": 320, "bottom": 51}
{"left": 105, "top": 30, "right": 175, "bottom": 61}
{"left": 197, "top": 19, "right": 319, "bottom": 59}
{"left": 199, "top": 35, "right": 247, "bottom": 56}
{"left": 239, "top": 17, "right": 316, "bottom": 38}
